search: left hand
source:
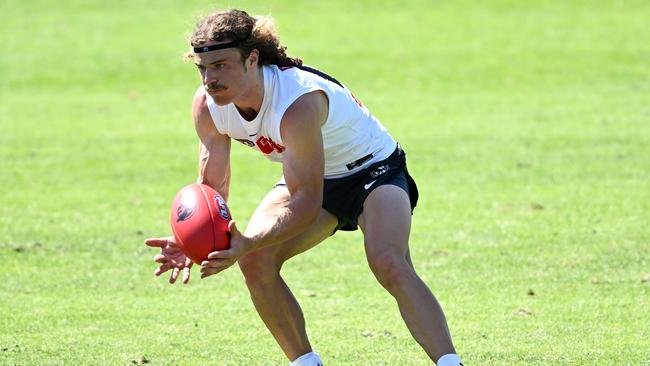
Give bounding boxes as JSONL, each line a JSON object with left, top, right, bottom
{"left": 144, "top": 236, "right": 193, "bottom": 284}
{"left": 200, "top": 220, "right": 252, "bottom": 279}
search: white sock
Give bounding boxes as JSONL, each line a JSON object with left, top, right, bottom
{"left": 289, "top": 351, "right": 323, "bottom": 366}
{"left": 437, "top": 353, "right": 463, "bottom": 366}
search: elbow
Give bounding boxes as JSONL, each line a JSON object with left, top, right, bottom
{"left": 300, "top": 198, "right": 322, "bottom": 227}
{"left": 306, "top": 203, "right": 321, "bottom": 225}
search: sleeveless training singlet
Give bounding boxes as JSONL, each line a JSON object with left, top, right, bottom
{"left": 205, "top": 64, "right": 396, "bottom": 178}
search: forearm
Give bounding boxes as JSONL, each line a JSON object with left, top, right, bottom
{"left": 244, "top": 193, "right": 320, "bottom": 252}
{"left": 198, "top": 164, "right": 230, "bottom": 201}
{"left": 196, "top": 141, "right": 231, "bottom": 201}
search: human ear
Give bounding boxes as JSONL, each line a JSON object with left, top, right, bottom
{"left": 248, "top": 49, "right": 259, "bottom": 67}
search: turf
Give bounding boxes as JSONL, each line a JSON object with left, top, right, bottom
{"left": 1, "top": 0, "right": 649, "bottom": 365}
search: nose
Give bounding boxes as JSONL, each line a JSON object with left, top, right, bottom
{"left": 202, "top": 67, "right": 218, "bottom": 86}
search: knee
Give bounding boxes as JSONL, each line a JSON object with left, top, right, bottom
{"left": 238, "top": 253, "right": 280, "bottom": 290}
{"left": 367, "top": 251, "right": 414, "bottom": 290}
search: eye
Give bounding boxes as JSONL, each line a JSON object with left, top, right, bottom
{"left": 195, "top": 64, "right": 206, "bottom": 71}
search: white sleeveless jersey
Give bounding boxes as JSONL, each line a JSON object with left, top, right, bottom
{"left": 206, "top": 64, "right": 396, "bottom": 178}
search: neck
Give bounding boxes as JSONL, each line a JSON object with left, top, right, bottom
{"left": 234, "top": 67, "right": 265, "bottom": 121}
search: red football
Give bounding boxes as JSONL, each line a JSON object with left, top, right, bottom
{"left": 170, "top": 183, "right": 231, "bottom": 264}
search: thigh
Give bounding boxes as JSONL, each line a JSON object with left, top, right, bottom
{"left": 241, "top": 185, "right": 338, "bottom": 267}
{"left": 358, "top": 184, "right": 412, "bottom": 259}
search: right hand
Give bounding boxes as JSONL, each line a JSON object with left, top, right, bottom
{"left": 144, "top": 236, "right": 193, "bottom": 284}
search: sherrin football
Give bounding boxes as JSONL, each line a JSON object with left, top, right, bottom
{"left": 170, "top": 183, "right": 231, "bottom": 264}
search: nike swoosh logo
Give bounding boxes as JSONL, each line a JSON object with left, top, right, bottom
{"left": 364, "top": 180, "right": 377, "bottom": 190}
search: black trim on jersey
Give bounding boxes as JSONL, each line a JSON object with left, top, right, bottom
{"left": 297, "top": 65, "right": 344, "bottom": 88}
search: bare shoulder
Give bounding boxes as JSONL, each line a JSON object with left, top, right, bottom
{"left": 284, "top": 90, "right": 328, "bottom": 123}
{"left": 192, "top": 86, "right": 211, "bottom": 123}
{"left": 281, "top": 90, "right": 329, "bottom": 141}
{"left": 191, "top": 86, "right": 222, "bottom": 140}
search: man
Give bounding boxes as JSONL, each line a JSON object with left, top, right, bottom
{"left": 145, "top": 9, "right": 463, "bottom": 366}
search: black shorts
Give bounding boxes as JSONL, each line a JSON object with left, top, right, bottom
{"left": 322, "top": 144, "right": 419, "bottom": 231}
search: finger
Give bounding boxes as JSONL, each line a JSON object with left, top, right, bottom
{"left": 153, "top": 254, "right": 167, "bottom": 263}
{"left": 201, "top": 266, "right": 227, "bottom": 279}
{"left": 207, "top": 250, "right": 232, "bottom": 260}
{"left": 145, "top": 238, "right": 169, "bottom": 248}
{"left": 200, "top": 258, "right": 230, "bottom": 269}
{"left": 170, "top": 267, "right": 180, "bottom": 284}
{"left": 228, "top": 220, "right": 238, "bottom": 235}
{"left": 201, "top": 260, "right": 234, "bottom": 277}
{"left": 169, "top": 256, "right": 185, "bottom": 267}
{"left": 154, "top": 263, "right": 172, "bottom": 276}
{"left": 200, "top": 261, "right": 234, "bottom": 279}
{"left": 182, "top": 267, "right": 191, "bottom": 284}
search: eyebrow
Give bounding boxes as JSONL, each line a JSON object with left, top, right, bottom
{"left": 195, "top": 58, "right": 227, "bottom": 66}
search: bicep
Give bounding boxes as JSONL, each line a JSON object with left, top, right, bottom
{"left": 193, "top": 90, "right": 232, "bottom": 199}
{"left": 281, "top": 91, "right": 328, "bottom": 202}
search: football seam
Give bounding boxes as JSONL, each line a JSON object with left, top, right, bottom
{"left": 198, "top": 184, "right": 218, "bottom": 254}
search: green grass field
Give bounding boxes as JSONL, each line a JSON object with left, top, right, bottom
{"left": 1, "top": 0, "right": 649, "bottom": 364}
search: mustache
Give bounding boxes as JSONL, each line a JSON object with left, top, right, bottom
{"left": 206, "top": 83, "right": 226, "bottom": 92}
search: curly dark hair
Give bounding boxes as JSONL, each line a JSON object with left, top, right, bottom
{"left": 189, "top": 9, "right": 303, "bottom": 68}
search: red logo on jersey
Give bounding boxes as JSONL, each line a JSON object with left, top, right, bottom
{"left": 256, "top": 136, "right": 285, "bottom": 154}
